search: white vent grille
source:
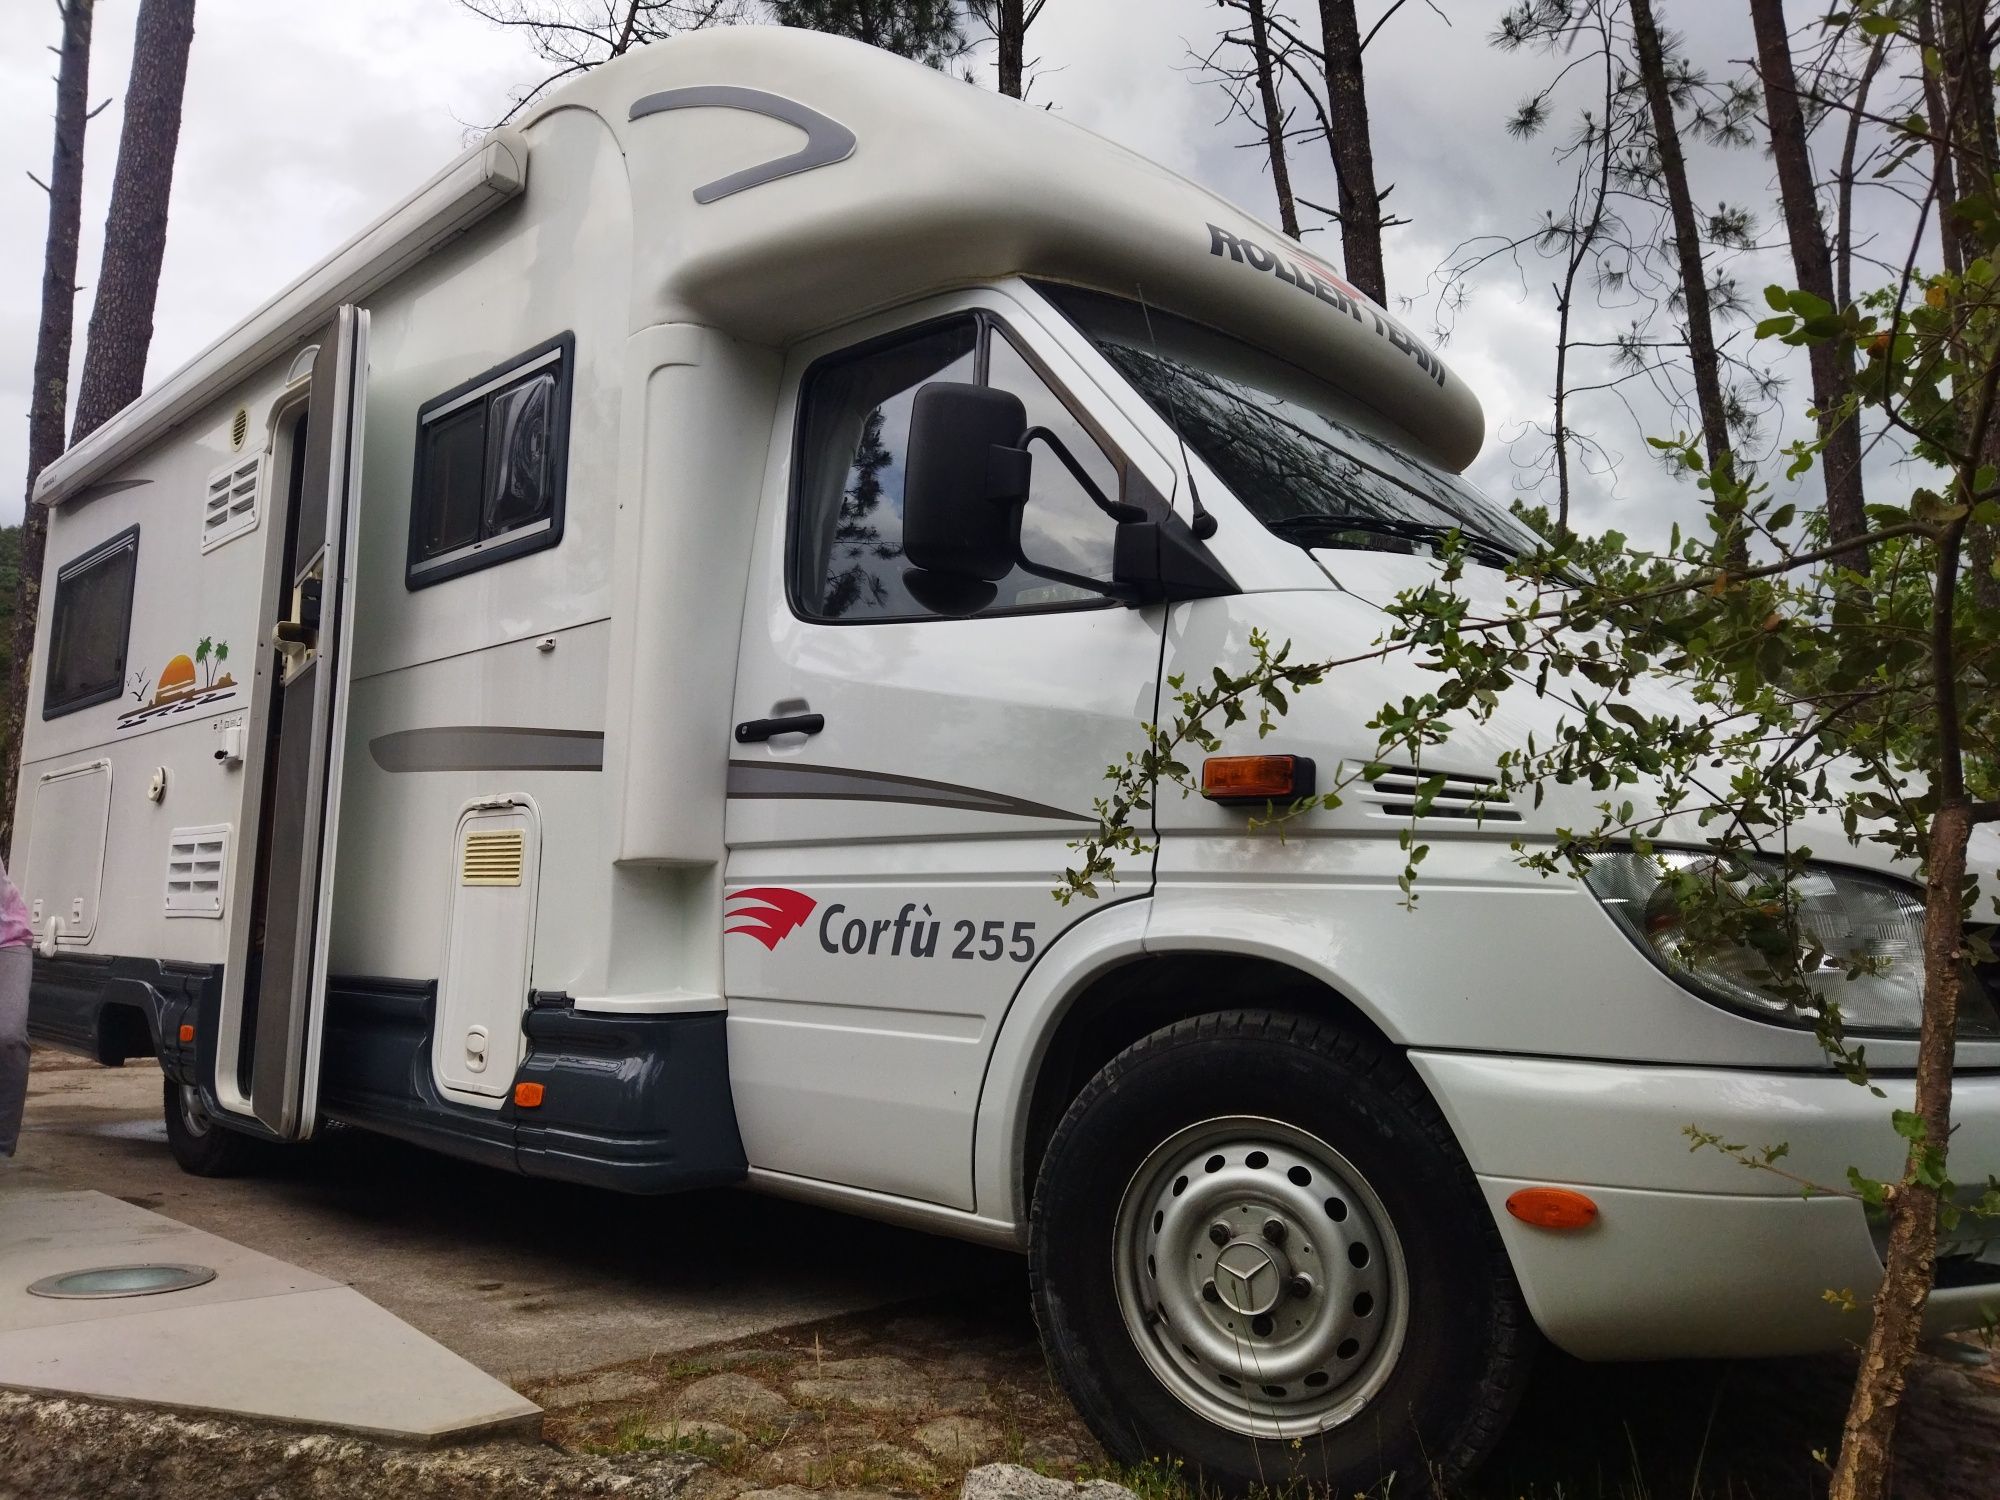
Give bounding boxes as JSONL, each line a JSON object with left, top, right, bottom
{"left": 201, "top": 456, "right": 261, "bottom": 552}
{"left": 1362, "top": 768, "right": 1520, "bottom": 823}
{"left": 165, "top": 825, "right": 229, "bottom": 918}
{"left": 462, "top": 829, "right": 525, "bottom": 886}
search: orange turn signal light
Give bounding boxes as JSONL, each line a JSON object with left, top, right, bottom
{"left": 513, "top": 1082, "right": 545, "bottom": 1109}
{"left": 1505, "top": 1187, "right": 1599, "bottom": 1230}
{"left": 177, "top": 1024, "right": 195, "bottom": 1044}
{"left": 1201, "top": 754, "right": 1316, "bottom": 805}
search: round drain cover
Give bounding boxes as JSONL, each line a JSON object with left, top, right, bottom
{"left": 27, "top": 1263, "right": 217, "bottom": 1300}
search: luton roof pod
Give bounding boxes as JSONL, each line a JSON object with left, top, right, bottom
{"left": 32, "top": 24, "right": 1480, "bottom": 513}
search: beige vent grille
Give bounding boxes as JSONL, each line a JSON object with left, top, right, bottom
{"left": 230, "top": 406, "right": 250, "bottom": 449}
{"left": 202, "top": 456, "right": 261, "bottom": 552}
{"left": 462, "top": 829, "right": 525, "bottom": 886}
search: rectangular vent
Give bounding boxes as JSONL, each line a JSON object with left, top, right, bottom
{"left": 165, "top": 825, "right": 229, "bottom": 918}
{"left": 201, "top": 456, "right": 261, "bottom": 552}
{"left": 1363, "top": 769, "right": 1521, "bottom": 823}
{"left": 462, "top": 829, "right": 525, "bottom": 886}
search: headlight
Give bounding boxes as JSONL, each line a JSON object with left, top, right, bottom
{"left": 1581, "top": 850, "right": 2000, "bottom": 1036}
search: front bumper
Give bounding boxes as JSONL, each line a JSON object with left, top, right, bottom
{"left": 1412, "top": 1052, "right": 2000, "bottom": 1360}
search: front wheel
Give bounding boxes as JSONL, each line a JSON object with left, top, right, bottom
{"left": 162, "top": 1075, "right": 269, "bottom": 1178}
{"left": 1030, "top": 1010, "right": 1534, "bottom": 1494}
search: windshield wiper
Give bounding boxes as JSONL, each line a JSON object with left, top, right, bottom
{"left": 1266, "top": 513, "right": 1514, "bottom": 568}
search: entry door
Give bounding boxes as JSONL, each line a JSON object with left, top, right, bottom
{"left": 223, "top": 305, "right": 369, "bottom": 1139}
{"left": 724, "top": 299, "right": 1168, "bottom": 1211}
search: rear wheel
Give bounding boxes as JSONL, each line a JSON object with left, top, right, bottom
{"left": 1030, "top": 1010, "right": 1533, "bottom": 1494}
{"left": 162, "top": 1075, "right": 268, "bottom": 1177}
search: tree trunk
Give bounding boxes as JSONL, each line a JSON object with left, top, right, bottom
{"left": 1247, "top": 0, "right": 1299, "bottom": 238}
{"left": 1835, "top": 36, "right": 1886, "bottom": 311}
{"left": 995, "top": 0, "right": 1023, "bottom": 98}
{"left": 1939, "top": 0, "right": 2000, "bottom": 609}
{"left": 1939, "top": 0, "right": 1997, "bottom": 277}
{"left": 1628, "top": 0, "right": 1739, "bottom": 561}
{"left": 1316, "top": 0, "right": 1385, "bottom": 303}
{"left": 5, "top": 0, "right": 95, "bottom": 857}
{"left": 1748, "top": 0, "right": 1866, "bottom": 567}
{"left": 69, "top": 0, "right": 197, "bottom": 446}
{"left": 1916, "top": 2, "right": 1962, "bottom": 280}
{"left": 1827, "top": 799, "right": 1971, "bottom": 1500}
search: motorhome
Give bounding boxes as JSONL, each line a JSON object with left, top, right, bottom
{"left": 18, "top": 25, "right": 2000, "bottom": 1491}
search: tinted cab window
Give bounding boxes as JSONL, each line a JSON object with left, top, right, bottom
{"left": 791, "top": 316, "right": 1123, "bottom": 621}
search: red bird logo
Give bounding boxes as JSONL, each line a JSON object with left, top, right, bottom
{"left": 725, "top": 887, "right": 818, "bottom": 950}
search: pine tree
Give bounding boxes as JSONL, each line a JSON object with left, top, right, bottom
{"left": 766, "top": 0, "right": 964, "bottom": 69}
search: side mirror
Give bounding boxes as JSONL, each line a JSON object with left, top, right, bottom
{"left": 901, "top": 382, "right": 1030, "bottom": 583}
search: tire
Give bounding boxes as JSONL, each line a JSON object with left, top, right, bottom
{"left": 1030, "top": 1010, "right": 1534, "bottom": 1495}
{"left": 162, "top": 1075, "right": 269, "bottom": 1178}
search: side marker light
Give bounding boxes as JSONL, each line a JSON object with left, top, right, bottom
{"left": 177, "top": 1024, "right": 195, "bottom": 1044}
{"left": 1505, "top": 1187, "right": 1599, "bottom": 1229}
{"left": 1201, "top": 755, "right": 1317, "bottom": 804}
{"left": 513, "top": 1082, "right": 545, "bottom": 1108}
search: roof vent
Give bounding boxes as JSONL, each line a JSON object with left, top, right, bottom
{"left": 201, "top": 456, "right": 260, "bottom": 552}
{"left": 165, "top": 825, "right": 228, "bottom": 918}
{"left": 1362, "top": 768, "right": 1520, "bottom": 823}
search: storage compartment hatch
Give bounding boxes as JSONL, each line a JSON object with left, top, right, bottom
{"left": 435, "top": 799, "right": 540, "bottom": 1102}
{"left": 25, "top": 760, "right": 113, "bottom": 946}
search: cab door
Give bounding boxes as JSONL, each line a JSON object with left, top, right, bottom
{"left": 214, "top": 305, "right": 368, "bottom": 1139}
{"left": 724, "top": 292, "right": 1171, "bottom": 1211}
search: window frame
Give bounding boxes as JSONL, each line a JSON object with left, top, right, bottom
{"left": 43, "top": 524, "right": 140, "bottom": 720}
{"left": 405, "top": 330, "right": 575, "bottom": 591}
{"left": 784, "top": 310, "right": 1130, "bottom": 626}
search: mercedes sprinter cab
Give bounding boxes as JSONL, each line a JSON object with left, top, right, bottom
{"left": 16, "top": 25, "right": 2000, "bottom": 1491}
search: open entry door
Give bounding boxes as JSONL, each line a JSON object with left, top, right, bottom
{"left": 218, "top": 304, "right": 368, "bottom": 1140}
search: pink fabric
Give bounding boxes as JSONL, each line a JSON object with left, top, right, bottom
{"left": 0, "top": 861, "right": 30, "bottom": 949}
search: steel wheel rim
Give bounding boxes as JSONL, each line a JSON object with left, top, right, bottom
{"left": 1112, "top": 1114, "right": 1409, "bottom": 1439}
{"left": 178, "top": 1083, "right": 212, "bottom": 1138}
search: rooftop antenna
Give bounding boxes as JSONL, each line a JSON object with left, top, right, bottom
{"left": 1134, "top": 284, "right": 1218, "bottom": 541}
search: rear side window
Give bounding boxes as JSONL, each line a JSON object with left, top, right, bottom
{"left": 407, "top": 332, "right": 573, "bottom": 589}
{"left": 44, "top": 525, "right": 139, "bottom": 719}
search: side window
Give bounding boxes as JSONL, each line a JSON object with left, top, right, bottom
{"left": 407, "top": 332, "right": 573, "bottom": 589}
{"left": 44, "top": 525, "right": 139, "bottom": 719}
{"left": 791, "top": 316, "right": 1124, "bottom": 622}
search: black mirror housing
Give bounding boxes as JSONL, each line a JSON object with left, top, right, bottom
{"left": 902, "top": 381, "right": 1029, "bottom": 582}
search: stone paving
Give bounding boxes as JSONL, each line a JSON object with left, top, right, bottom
{"left": 524, "top": 1288, "right": 2000, "bottom": 1500}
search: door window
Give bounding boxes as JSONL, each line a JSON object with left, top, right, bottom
{"left": 790, "top": 315, "right": 1126, "bottom": 621}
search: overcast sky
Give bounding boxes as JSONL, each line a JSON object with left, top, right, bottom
{"left": 0, "top": 0, "right": 1938, "bottom": 544}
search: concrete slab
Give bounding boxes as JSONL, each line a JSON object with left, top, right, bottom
{"left": 0, "top": 1189, "right": 338, "bottom": 1330}
{"left": 14, "top": 1057, "right": 1015, "bottom": 1383}
{"left": 0, "top": 1188, "right": 540, "bottom": 1442}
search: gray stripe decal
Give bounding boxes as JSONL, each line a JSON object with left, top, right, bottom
{"left": 628, "top": 86, "right": 857, "bottom": 203}
{"left": 727, "top": 761, "right": 1083, "bottom": 822}
{"left": 371, "top": 726, "right": 604, "bottom": 773}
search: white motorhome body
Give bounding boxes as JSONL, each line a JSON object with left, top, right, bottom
{"left": 20, "top": 27, "right": 2000, "bottom": 1490}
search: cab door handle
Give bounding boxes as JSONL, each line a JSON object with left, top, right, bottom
{"left": 735, "top": 713, "right": 825, "bottom": 743}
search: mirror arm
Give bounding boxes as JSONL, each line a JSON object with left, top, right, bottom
{"left": 1008, "top": 547, "right": 1141, "bottom": 603}
{"left": 1019, "top": 427, "right": 1149, "bottom": 523}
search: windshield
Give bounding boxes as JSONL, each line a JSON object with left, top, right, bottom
{"left": 1039, "top": 285, "right": 1543, "bottom": 564}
